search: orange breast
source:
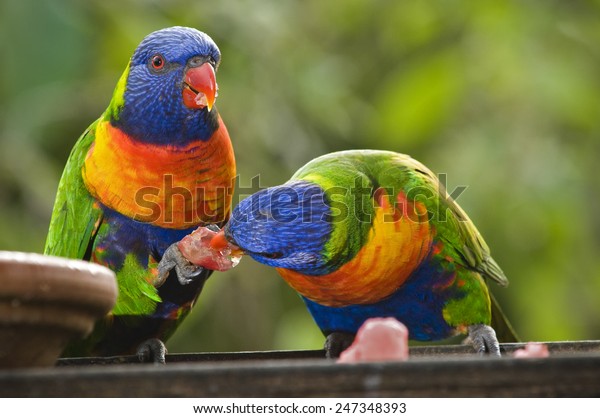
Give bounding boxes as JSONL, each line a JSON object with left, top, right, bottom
{"left": 277, "top": 188, "right": 433, "bottom": 307}
{"left": 83, "top": 118, "right": 235, "bottom": 229}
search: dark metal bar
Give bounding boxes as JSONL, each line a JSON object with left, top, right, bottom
{"left": 55, "top": 340, "right": 600, "bottom": 366}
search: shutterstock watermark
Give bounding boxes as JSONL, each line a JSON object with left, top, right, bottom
{"left": 132, "top": 173, "right": 468, "bottom": 225}
{"left": 133, "top": 174, "right": 233, "bottom": 224}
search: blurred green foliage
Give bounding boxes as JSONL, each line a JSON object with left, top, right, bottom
{"left": 1, "top": 0, "right": 599, "bottom": 352}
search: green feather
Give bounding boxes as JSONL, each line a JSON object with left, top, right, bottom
{"left": 104, "top": 62, "right": 130, "bottom": 122}
{"left": 44, "top": 119, "right": 103, "bottom": 259}
{"left": 442, "top": 270, "right": 491, "bottom": 327}
{"left": 292, "top": 155, "right": 375, "bottom": 271}
{"left": 111, "top": 253, "right": 161, "bottom": 316}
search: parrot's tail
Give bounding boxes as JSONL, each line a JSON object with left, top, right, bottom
{"left": 490, "top": 292, "right": 520, "bottom": 343}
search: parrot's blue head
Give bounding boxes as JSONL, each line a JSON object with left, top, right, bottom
{"left": 225, "top": 181, "right": 334, "bottom": 275}
{"left": 109, "top": 26, "right": 222, "bottom": 144}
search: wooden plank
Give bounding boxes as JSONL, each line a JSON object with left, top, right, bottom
{"left": 0, "top": 341, "right": 599, "bottom": 397}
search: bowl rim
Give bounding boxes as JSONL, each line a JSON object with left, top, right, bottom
{"left": 0, "top": 251, "right": 118, "bottom": 310}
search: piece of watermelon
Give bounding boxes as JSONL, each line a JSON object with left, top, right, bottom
{"left": 513, "top": 342, "right": 549, "bottom": 358}
{"left": 337, "top": 317, "right": 410, "bottom": 363}
{"left": 177, "top": 227, "right": 242, "bottom": 272}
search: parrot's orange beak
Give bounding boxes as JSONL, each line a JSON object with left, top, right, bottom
{"left": 182, "top": 62, "right": 218, "bottom": 111}
{"left": 210, "top": 230, "right": 244, "bottom": 257}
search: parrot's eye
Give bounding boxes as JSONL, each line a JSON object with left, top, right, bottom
{"left": 149, "top": 54, "right": 165, "bottom": 71}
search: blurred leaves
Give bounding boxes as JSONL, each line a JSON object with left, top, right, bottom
{"left": 1, "top": 0, "right": 599, "bottom": 352}
{"left": 373, "top": 51, "right": 465, "bottom": 147}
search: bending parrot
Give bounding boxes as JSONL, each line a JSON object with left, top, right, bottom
{"left": 44, "top": 27, "right": 236, "bottom": 363}
{"left": 221, "top": 150, "right": 517, "bottom": 357}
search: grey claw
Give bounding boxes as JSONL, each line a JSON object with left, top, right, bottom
{"left": 468, "top": 324, "right": 501, "bottom": 357}
{"left": 137, "top": 338, "right": 167, "bottom": 365}
{"left": 205, "top": 224, "right": 221, "bottom": 233}
{"left": 324, "top": 331, "right": 355, "bottom": 359}
{"left": 157, "top": 243, "right": 204, "bottom": 286}
{"left": 174, "top": 259, "right": 205, "bottom": 285}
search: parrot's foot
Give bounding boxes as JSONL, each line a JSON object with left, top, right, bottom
{"left": 324, "top": 332, "right": 356, "bottom": 359}
{"left": 157, "top": 242, "right": 205, "bottom": 286}
{"left": 466, "top": 324, "right": 501, "bottom": 357}
{"left": 136, "top": 338, "right": 168, "bottom": 364}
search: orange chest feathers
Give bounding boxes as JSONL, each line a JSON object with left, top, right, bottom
{"left": 82, "top": 119, "right": 236, "bottom": 229}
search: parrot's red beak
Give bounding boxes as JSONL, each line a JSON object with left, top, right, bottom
{"left": 182, "top": 62, "right": 218, "bottom": 111}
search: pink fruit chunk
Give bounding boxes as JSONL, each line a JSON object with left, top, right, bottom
{"left": 337, "top": 317, "right": 410, "bottom": 364}
{"left": 513, "top": 342, "right": 550, "bottom": 358}
{"left": 177, "top": 227, "right": 242, "bottom": 272}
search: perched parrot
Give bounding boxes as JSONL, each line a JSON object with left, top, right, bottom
{"left": 221, "top": 150, "right": 517, "bottom": 357}
{"left": 44, "top": 26, "right": 236, "bottom": 363}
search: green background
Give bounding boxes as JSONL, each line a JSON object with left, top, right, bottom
{"left": 1, "top": 0, "right": 599, "bottom": 352}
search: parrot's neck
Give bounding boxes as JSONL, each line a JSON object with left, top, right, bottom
{"left": 83, "top": 119, "right": 236, "bottom": 229}
{"left": 276, "top": 188, "right": 434, "bottom": 307}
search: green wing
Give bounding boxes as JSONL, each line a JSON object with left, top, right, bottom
{"left": 386, "top": 153, "right": 508, "bottom": 287}
{"left": 44, "top": 118, "right": 103, "bottom": 260}
{"left": 387, "top": 153, "right": 518, "bottom": 342}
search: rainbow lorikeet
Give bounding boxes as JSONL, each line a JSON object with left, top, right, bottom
{"left": 44, "top": 27, "right": 236, "bottom": 363}
{"left": 221, "top": 150, "right": 517, "bottom": 357}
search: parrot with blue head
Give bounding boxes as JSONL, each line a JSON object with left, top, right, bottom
{"left": 44, "top": 26, "right": 236, "bottom": 363}
{"left": 222, "top": 150, "right": 517, "bottom": 357}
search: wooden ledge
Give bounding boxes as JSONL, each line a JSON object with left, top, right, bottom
{"left": 1, "top": 341, "right": 599, "bottom": 397}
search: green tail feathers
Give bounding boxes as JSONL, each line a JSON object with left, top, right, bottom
{"left": 490, "top": 292, "right": 520, "bottom": 343}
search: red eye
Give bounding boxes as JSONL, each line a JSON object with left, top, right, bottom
{"left": 150, "top": 54, "right": 165, "bottom": 70}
